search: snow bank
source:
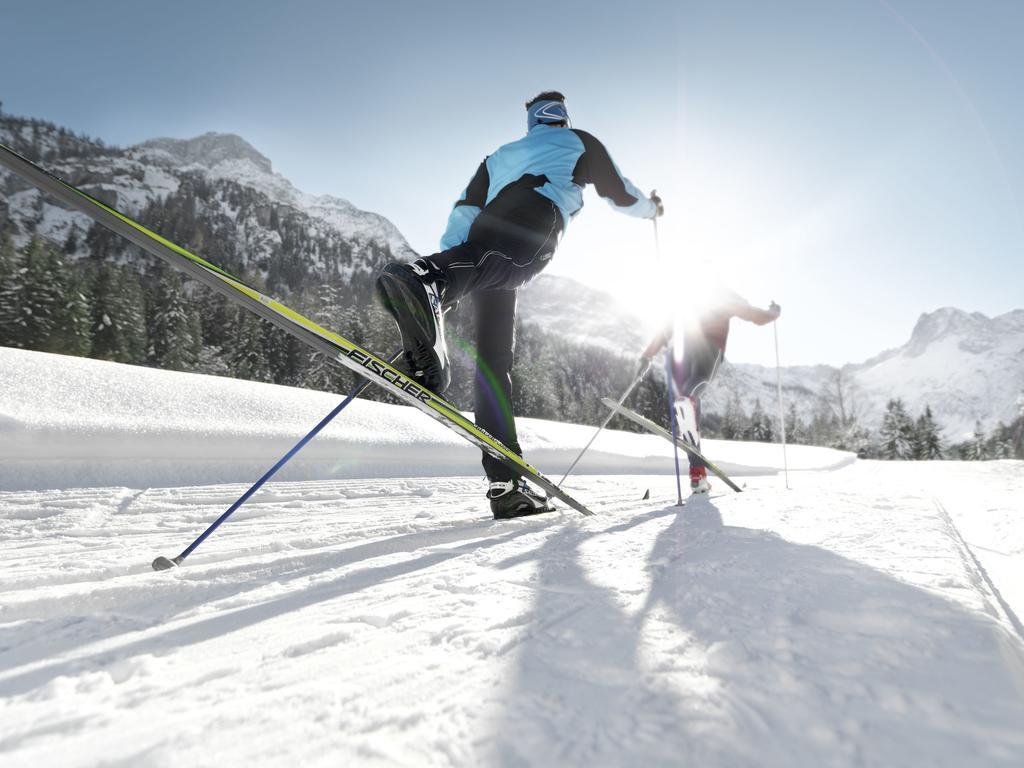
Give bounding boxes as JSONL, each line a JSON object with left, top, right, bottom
{"left": 0, "top": 347, "right": 852, "bottom": 491}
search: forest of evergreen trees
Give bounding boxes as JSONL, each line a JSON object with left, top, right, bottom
{"left": 0, "top": 227, "right": 670, "bottom": 429}
{"left": 871, "top": 398, "right": 1024, "bottom": 461}
{"left": 7, "top": 220, "right": 1019, "bottom": 464}
{"left": 3, "top": 226, "right": 1022, "bottom": 461}
{"left": 706, "top": 391, "right": 1024, "bottom": 461}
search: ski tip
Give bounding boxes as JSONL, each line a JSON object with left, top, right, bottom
{"left": 642, "top": 489, "right": 650, "bottom": 500}
{"left": 152, "top": 555, "right": 179, "bottom": 572}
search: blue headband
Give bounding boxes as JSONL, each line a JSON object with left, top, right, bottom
{"left": 527, "top": 100, "right": 569, "bottom": 129}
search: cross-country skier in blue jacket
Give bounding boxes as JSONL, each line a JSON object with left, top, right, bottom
{"left": 377, "top": 91, "right": 662, "bottom": 518}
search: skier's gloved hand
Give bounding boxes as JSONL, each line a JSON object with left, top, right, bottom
{"left": 648, "top": 191, "right": 664, "bottom": 218}
{"left": 768, "top": 301, "right": 781, "bottom": 320}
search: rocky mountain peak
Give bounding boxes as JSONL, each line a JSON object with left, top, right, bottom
{"left": 135, "top": 132, "right": 272, "bottom": 173}
{"left": 904, "top": 307, "right": 989, "bottom": 357}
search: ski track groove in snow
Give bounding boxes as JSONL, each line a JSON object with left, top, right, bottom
{"left": 934, "top": 499, "right": 1024, "bottom": 640}
{"left": 932, "top": 498, "right": 1024, "bottom": 667}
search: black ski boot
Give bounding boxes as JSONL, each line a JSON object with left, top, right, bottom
{"left": 375, "top": 258, "right": 451, "bottom": 393}
{"left": 488, "top": 479, "right": 553, "bottom": 519}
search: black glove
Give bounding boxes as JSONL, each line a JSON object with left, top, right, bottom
{"left": 649, "top": 191, "right": 664, "bottom": 218}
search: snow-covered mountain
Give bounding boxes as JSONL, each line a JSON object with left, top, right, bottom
{"left": 516, "top": 276, "right": 1023, "bottom": 438}
{"left": 514, "top": 274, "right": 1023, "bottom": 437}
{"left": 850, "top": 308, "right": 1024, "bottom": 437}
{"left": 0, "top": 115, "right": 643, "bottom": 352}
{"left": 0, "top": 119, "right": 415, "bottom": 287}
{"left": 133, "top": 133, "right": 412, "bottom": 261}
{"left": 516, "top": 273, "right": 648, "bottom": 353}
{"left": 700, "top": 307, "right": 1024, "bottom": 438}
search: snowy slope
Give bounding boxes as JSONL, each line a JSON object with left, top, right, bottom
{"left": 2, "top": 348, "right": 1023, "bottom": 766}
{"left": 0, "top": 347, "right": 851, "bottom": 492}
{"left": 1, "top": 466, "right": 1022, "bottom": 766}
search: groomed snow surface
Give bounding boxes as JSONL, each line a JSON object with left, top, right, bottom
{"left": 2, "top": 348, "right": 1023, "bottom": 767}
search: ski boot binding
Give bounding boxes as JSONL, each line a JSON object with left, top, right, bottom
{"left": 376, "top": 259, "right": 451, "bottom": 393}
{"left": 488, "top": 478, "right": 552, "bottom": 519}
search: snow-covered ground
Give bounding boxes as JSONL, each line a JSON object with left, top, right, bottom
{"left": 0, "top": 347, "right": 849, "bottom": 492}
{"left": 2, "top": 349, "right": 1023, "bottom": 767}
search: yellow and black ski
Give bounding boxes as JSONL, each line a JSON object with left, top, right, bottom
{"left": 0, "top": 143, "right": 593, "bottom": 516}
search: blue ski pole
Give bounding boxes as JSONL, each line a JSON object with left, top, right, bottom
{"left": 152, "top": 350, "right": 402, "bottom": 571}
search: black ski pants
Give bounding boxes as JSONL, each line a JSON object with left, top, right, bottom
{"left": 429, "top": 188, "right": 563, "bottom": 482}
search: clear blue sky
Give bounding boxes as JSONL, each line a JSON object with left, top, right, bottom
{"left": 3, "top": 0, "right": 1022, "bottom": 367}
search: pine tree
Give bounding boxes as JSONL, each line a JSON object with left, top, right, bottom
{"left": 265, "top": 326, "right": 305, "bottom": 386}
{"left": 807, "top": 401, "right": 838, "bottom": 447}
{"left": 0, "top": 233, "right": 23, "bottom": 347}
{"left": 193, "top": 345, "right": 232, "bottom": 377}
{"left": 148, "top": 267, "right": 200, "bottom": 369}
{"left": 91, "top": 265, "right": 147, "bottom": 363}
{"left": 747, "top": 398, "right": 773, "bottom": 442}
{"left": 513, "top": 322, "right": 564, "bottom": 422}
{"left": 913, "top": 405, "right": 943, "bottom": 460}
{"left": 971, "top": 421, "right": 988, "bottom": 461}
{"left": 0, "top": 232, "right": 17, "bottom": 277}
{"left": 10, "top": 237, "right": 67, "bottom": 351}
{"left": 784, "top": 401, "right": 806, "bottom": 444}
{"left": 227, "top": 309, "right": 274, "bottom": 382}
{"left": 63, "top": 230, "right": 79, "bottom": 256}
{"left": 302, "top": 283, "right": 349, "bottom": 391}
{"left": 880, "top": 399, "right": 915, "bottom": 460}
{"left": 841, "top": 423, "right": 875, "bottom": 457}
{"left": 54, "top": 270, "right": 93, "bottom": 356}
{"left": 986, "top": 422, "right": 1013, "bottom": 459}
{"left": 722, "top": 392, "right": 747, "bottom": 440}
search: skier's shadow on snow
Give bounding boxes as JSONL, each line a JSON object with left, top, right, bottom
{"left": 490, "top": 499, "right": 1024, "bottom": 767}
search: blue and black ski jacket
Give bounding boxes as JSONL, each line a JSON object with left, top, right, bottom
{"left": 440, "top": 124, "right": 656, "bottom": 250}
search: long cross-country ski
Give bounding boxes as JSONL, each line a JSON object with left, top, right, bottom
{"left": 0, "top": 143, "right": 593, "bottom": 516}
{"left": 601, "top": 397, "right": 743, "bottom": 492}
